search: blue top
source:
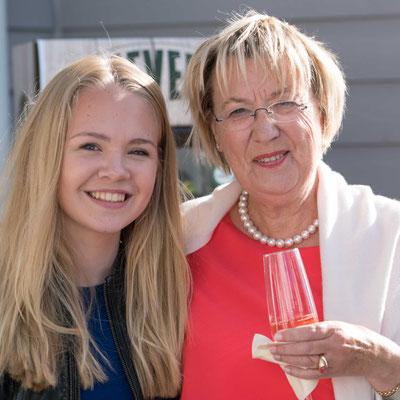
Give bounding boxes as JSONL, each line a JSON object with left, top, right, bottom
{"left": 80, "top": 284, "right": 132, "bottom": 400}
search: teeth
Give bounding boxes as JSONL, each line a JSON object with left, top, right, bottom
{"left": 257, "top": 153, "right": 285, "bottom": 163}
{"left": 89, "top": 191, "right": 126, "bottom": 202}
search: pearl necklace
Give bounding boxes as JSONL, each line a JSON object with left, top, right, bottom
{"left": 238, "top": 190, "right": 319, "bottom": 248}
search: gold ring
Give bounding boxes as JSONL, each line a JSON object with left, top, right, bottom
{"left": 318, "top": 355, "right": 328, "bottom": 374}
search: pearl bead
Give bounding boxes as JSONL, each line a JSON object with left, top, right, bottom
{"left": 301, "top": 230, "right": 310, "bottom": 239}
{"left": 276, "top": 239, "right": 285, "bottom": 248}
{"left": 238, "top": 190, "right": 318, "bottom": 248}
{"left": 285, "top": 238, "right": 294, "bottom": 247}
{"left": 253, "top": 231, "right": 262, "bottom": 240}
{"left": 260, "top": 235, "right": 268, "bottom": 244}
{"left": 240, "top": 214, "right": 249, "bottom": 222}
{"left": 293, "top": 235, "right": 302, "bottom": 244}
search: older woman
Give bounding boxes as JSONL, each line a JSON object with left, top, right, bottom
{"left": 181, "top": 10, "right": 400, "bottom": 400}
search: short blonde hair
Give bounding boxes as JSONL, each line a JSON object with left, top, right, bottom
{"left": 0, "top": 55, "right": 189, "bottom": 397}
{"left": 183, "top": 10, "right": 347, "bottom": 172}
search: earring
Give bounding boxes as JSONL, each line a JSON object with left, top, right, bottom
{"left": 216, "top": 143, "right": 222, "bottom": 152}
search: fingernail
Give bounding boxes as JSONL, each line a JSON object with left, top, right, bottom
{"left": 269, "top": 346, "right": 277, "bottom": 354}
{"left": 274, "top": 332, "right": 283, "bottom": 341}
{"left": 272, "top": 354, "right": 281, "bottom": 361}
{"left": 284, "top": 366, "right": 291, "bottom": 374}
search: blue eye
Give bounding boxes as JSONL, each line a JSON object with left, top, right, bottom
{"left": 129, "top": 149, "right": 149, "bottom": 156}
{"left": 228, "top": 108, "right": 252, "bottom": 119}
{"left": 80, "top": 143, "right": 99, "bottom": 151}
{"left": 230, "top": 108, "right": 246, "bottom": 115}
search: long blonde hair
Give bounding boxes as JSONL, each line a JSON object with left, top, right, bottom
{"left": 183, "top": 10, "right": 347, "bottom": 173}
{"left": 0, "top": 55, "right": 189, "bottom": 398}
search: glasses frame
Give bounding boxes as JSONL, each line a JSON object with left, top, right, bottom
{"left": 211, "top": 100, "right": 309, "bottom": 126}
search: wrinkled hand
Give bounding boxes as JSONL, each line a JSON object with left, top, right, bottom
{"left": 269, "top": 321, "right": 400, "bottom": 391}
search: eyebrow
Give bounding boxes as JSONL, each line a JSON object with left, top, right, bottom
{"left": 222, "top": 97, "right": 250, "bottom": 106}
{"left": 221, "top": 89, "right": 291, "bottom": 106}
{"left": 70, "top": 131, "right": 158, "bottom": 148}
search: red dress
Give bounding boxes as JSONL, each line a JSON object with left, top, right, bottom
{"left": 181, "top": 214, "right": 335, "bottom": 399}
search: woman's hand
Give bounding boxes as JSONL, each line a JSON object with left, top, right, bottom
{"left": 269, "top": 321, "right": 400, "bottom": 391}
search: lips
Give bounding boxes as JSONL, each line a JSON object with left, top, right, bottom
{"left": 88, "top": 191, "right": 128, "bottom": 203}
{"left": 254, "top": 151, "right": 288, "bottom": 163}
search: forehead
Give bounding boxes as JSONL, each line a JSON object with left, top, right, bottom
{"left": 68, "top": 84, "right": 161, "bottom": 142}
{"left": 212, "top": 57, "right": 308, "bottom": 103}
{"left": 72, "top": 84, "right": 147, "bottom": 112}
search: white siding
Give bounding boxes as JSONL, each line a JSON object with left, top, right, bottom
{"left": 7, "top": 0, "right": 400, "bottom": 198}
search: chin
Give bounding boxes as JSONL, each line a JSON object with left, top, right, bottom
{"left": 258, "top": 181, "right": 297, "bottom": 196}
{"left": 89, "top": 222, "right": 131, "bottom": 235}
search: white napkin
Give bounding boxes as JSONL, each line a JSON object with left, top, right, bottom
{"left": 252, "top": 334, "right": 318, "bottom": 400}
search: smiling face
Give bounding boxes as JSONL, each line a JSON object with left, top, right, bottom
{"left": 211, "top": 59, "right": 323, "bottom": 202}
{"left": 57, "top": 84, "right": 160, "bottom": 240}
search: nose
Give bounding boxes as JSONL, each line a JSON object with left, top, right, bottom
{"left": 98, "top": 152, "right": 131, "bottom": 181}
{"left": 251, "top": 108, "right": 280, "bottom": 142}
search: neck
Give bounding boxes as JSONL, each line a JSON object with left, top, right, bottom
{"left": 64, "top": 229, "right": 121, "bottom": 287}
{"left": 231, "top": 173, "right": 319, "bottom": 247}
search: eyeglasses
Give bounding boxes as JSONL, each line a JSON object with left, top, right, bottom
{"left": 211, "top": 101, "right": 310, "bottom": 130}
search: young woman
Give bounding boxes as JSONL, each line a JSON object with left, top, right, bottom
{"left": 0, "top": 55, "right": 189, "bottom": 399}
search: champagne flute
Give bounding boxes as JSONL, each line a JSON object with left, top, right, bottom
{"left": 263, "top": 248, "right": 318, "bottom": 400}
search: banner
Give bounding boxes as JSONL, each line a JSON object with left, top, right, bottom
{"left": 34, "top": 37, "right": 205, "bottom": 126}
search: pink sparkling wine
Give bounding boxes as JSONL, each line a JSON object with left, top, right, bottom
{"left": 270, "top": 313, "right": 319, "bottom": 337}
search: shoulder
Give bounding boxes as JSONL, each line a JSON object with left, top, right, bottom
{"left": 181, "top": 179, "right": 242, "bottom": 216}
{"left": 318, "top": 161, "right": 400, "bottom": 274}
{"left": 181, "top": 180, "right": 242, "bottom": 255}
{"left": 318, "top": 161, "right": 400, "bottom": 225}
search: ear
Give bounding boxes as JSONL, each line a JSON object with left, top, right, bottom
{"left": 209, "top": 115, "right": 223, "bottom": 152}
